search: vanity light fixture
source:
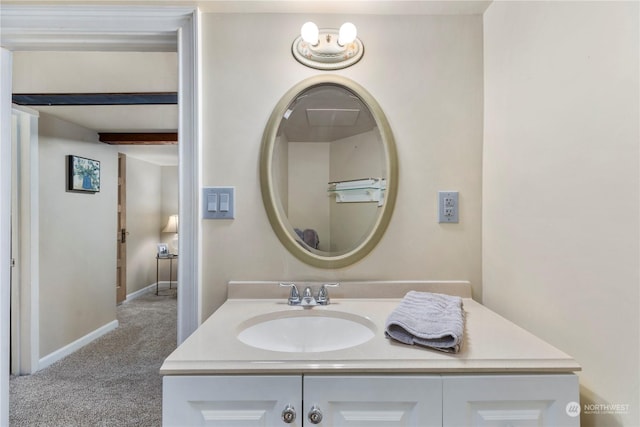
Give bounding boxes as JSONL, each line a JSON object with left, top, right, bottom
{"left": 292, "top": 21, "right": 364, "bottom": 70}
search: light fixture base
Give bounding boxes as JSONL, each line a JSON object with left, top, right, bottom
{"left": 292, "top": 28, "right": 364, "bottom": 70}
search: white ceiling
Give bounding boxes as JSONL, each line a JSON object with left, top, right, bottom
{"left": 32, "top": 104, "right": 178, "bottom": 133}
{"left": 281, "top": 84, "right": 377, "bottom": 142}
{"left": 12, "top": 51, "right": 179, "bottom": 165}
{"left": 168, "top": 1, "right": 491, "bottom": 15}
{"left": 115, "top": 144, "right": 179, "bottom": 166}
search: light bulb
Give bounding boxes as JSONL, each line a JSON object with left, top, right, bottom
{"left": 300, "top": 21, "right": 319, "bottom": 45}
{"left": 338, "top": 22, "right": 357, "bottom": 46}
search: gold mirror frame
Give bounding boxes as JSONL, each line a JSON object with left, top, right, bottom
{"left": 260, "top": 75, "right": 398, "bottom": 268}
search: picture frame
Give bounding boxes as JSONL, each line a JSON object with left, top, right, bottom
{"left": 157, "top": 243, "right": 169, "bottom": 258}
{"left": 67, "top": 155, "right": 101, "bottom": 193}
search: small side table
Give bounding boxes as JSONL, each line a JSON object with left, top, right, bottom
{"left": 156, "top": 254, "right": 178, "bottom": 295}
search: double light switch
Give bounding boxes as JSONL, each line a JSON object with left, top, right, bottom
{"left": 203, "top": 187, "right": 235, "bottom": 219}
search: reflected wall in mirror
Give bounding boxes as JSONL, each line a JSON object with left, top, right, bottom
{"left": 260, "top": 75, "right": 397, "bottom": 268}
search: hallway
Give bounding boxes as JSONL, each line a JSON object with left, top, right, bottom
{"left": 10, "top": 289, "right": 177, "bottom": 426}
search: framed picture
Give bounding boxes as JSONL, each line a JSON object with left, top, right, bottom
{"left": 68, "top": 155, "right": 100, "bottom": 193}
{"left": 157, "top": 243, "right": 169, "bottom": 257}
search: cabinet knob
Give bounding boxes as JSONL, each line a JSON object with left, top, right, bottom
{"left": 281, "top": 404, "right": 296, "bottom": 424}
{"left": 308, "top": 405, "right": 323, "bottom": 424}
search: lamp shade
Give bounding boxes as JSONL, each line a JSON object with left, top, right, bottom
{"left": 162, "top": 214, "right": 179, "bottom": 233}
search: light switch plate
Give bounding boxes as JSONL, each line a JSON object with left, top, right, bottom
{"left": 438, "top": 191, "right": 459, "bottom": 223}
{"left": 203, "top": 187, "right": 235, "bottom": 219}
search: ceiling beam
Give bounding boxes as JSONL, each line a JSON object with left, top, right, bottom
{"left": 99, "top": 132, "right": 178, "bottom": 145}
{"left": 12, "top": 92, "right": 177, "bottom": 106}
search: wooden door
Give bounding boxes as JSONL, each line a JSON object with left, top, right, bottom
{"left": 116, "top": 153, "right": 127, "bottom": 304}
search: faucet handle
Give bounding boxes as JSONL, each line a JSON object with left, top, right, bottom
{"left": 280, "top": 283, "right": 300, "bottom": 305}
{"left": 317, "top": 283, "right": 339, "bottom": 305}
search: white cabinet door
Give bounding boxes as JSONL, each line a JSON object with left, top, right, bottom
{"left": 163, "top": 375, "right": 302, "bottom": 427}
{"left": 303, "top": 375, "right": 442, "bottom": 427}
{"left": 443, "top": 374, "right": 580, "bottom": 427}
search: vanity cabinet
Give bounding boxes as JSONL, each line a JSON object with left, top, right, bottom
{"left": 163, "top": 375, "right": 442, "bottom": 426}
{"left": 163, "top": 375, "right": 301, "bottom": 426}
{"left": 163, "top": 374, "right": 578, "bottom": 426}
{"left": 161, "top": 285, "right": 581, "bottom": 427}
{"left": 303, "top": 375, "right": 442, "bottom": 426}
{"left": 442, "top": 374, "right": 579, "bottom": 427}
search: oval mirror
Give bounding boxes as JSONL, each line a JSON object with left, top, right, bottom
{"left": 260, "top": 75, "right": 398, "bottom": 268}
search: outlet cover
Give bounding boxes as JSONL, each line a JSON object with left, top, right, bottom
{"left": 438, "top": 191, "right": 459, "bottom": 223}
{"left": 203, "top": 187, "right": 235, "bottom": 219}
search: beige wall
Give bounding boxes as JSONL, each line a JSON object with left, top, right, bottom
{"left": 483, "top": 2, "right": 639, "bottom": 426}
{"left": 37, "top": 141, "right": 175, "bottom": 357}
{"left": 125, "top": 155, "right": 162, "bottom": 294}
{"left": 161, "top": 166, "right": 179, "bottom": 224}
{"left": 125, "top": 160, "right": 178, "bottom": 292}
{"left": 37, "top": 131, "right": 176, "bottom": 356}
{"left": 330, "top": 129, "right": 384, "bottom": 252}
{"left": 288, "top": 142, "right": 330, "bottom": 250}
{"left": 38, "top": 113, "right": 117, "bottom": 357}
{"left": 201, "top": 13, "right": 484, "bottom": 317}
{"left": 12, "top": 51, "right": 177, "bottom": 93}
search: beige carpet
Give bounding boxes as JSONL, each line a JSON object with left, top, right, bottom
{"left": 10, "top": 288, "right": 177, "bottom": 427}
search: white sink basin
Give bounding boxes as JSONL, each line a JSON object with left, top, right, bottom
{"left": 237, "top": 310, "right": 376, "bottom": 353}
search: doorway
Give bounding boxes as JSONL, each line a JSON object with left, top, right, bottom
{"left": 0, "top": 7, "right": 200, "bottom": 424}
{"left": 10, "top": 50, "right": 181, "bottom": 372}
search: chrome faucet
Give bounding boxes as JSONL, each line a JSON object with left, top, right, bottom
{"left": 301, "top": 286, "right": 316, "bottom": 306}
{"left": 280, "top": 283, "right": 339, "bottom": 307}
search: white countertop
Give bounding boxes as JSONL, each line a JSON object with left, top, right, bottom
{"left": 160, "top": 281, "right": 580, "bottom": 375}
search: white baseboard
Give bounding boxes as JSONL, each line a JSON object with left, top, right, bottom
{"left": 124, "top": 283, "right": 157, "bottom": 302}
{"left": 124, "top": 282, "right": 177, "bottom": 303}
{"left": 39, "top": 320, "right": 119, "bottom": 371}
{"left": 154, "top": 281, "right": 178, "bottom": 292}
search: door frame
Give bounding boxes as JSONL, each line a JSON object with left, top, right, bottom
{"left": 10, "top": 105, "right": 40, "bottom": 377}
{"left": 0, "top": 6, "right": 201, "bottom": 424}
{"left": 116, "top": 153, "right": 127, "bottom": 304}
{"left": 1, "top": 47, "right": 13, "bottom": 426}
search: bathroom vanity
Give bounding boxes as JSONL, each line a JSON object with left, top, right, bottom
{"left": 161, "top": 281, "right": 580, "bottom": 426}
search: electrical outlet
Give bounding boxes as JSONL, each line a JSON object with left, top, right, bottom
{"left": 438, "top": 191, "right": 459, "bottom": 223}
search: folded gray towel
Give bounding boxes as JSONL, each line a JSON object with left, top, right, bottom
{"left": 385, "top": 291, "right": 464, "bottom": 353}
